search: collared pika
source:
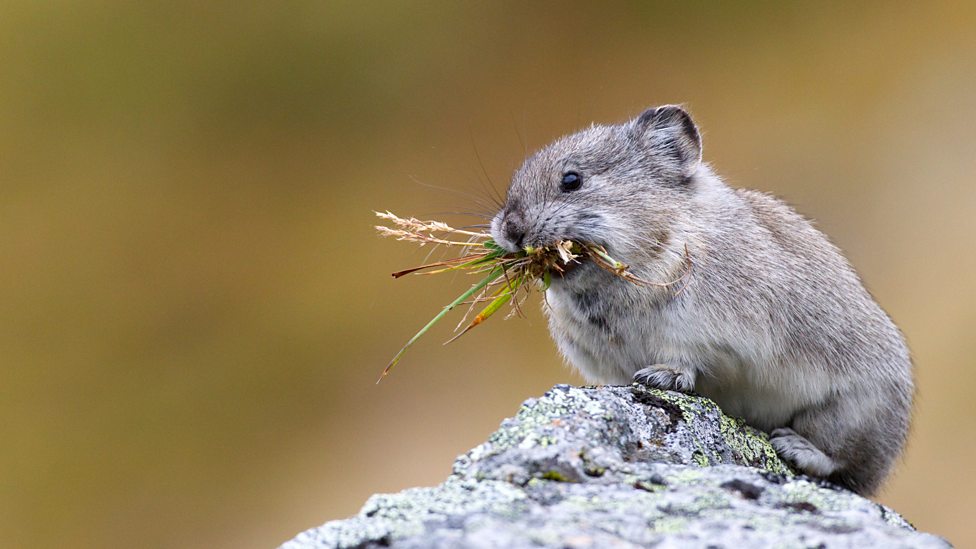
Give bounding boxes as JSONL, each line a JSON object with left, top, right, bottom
{"left": 490, "top": 105, "right": 913, "bottom": 495}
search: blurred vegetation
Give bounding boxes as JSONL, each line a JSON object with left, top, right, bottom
{"left": 0, "top": 2, "right": 973, "bottom": 547}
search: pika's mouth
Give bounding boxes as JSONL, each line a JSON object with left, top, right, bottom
{"left": 522, "top": 239, "right": 592, "bottom": 281}
{"left": 545, "top": 238, "right": 613, "bottom": 281}
{"left": 553, "top": 255, "right": 588, "bottom": 278}
{"left": 523, "top": 238, "right": 616, "bottom": 284}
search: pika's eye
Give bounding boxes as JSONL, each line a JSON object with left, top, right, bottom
{"left": 560, "top": 171, "right": 582, "bottom": 192}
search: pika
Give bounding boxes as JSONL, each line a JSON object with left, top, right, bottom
{"left": 490, "top": 105, "right": 914, "bottom": 495}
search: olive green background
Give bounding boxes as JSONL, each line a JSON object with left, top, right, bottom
{"left": 2, "top": 2, "right": 974, "bottom": 547}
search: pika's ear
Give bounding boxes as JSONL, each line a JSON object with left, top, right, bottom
{"left": 632, "top": 105, "right": 702, "bottom": 177}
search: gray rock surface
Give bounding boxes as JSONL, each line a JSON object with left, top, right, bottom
{"left": 282, "top": 384, "right": 948, "bottom": 548}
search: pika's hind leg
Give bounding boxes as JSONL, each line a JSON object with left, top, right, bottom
{"left": 633, "top": 364, "right": 696, "bottom": 393}
{"left": 774, "top": 389, "right": 906, "bottom": 495}
{"left": 769, "top": 427, "right": 839, "bottom": 478}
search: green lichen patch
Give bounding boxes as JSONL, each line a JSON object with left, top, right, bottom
{"left": 717, "top": 414, "right": 794, "bottom": 475}
{"left": 541, "top": 470, "right": 570, "bottom": 482}
{"left": 691, "top": 450, "right": 711, "bottom": 467}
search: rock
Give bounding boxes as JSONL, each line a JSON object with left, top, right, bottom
{"left": 282, "top": 384, "right": 949, "bottom": 548}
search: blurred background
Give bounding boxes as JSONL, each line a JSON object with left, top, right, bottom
{"left": 1, "top": 1, "right": 974, "bottom": 547}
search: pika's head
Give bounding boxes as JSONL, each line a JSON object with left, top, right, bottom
{"left": 490, "top": 106, "right": 702, "bottom": 270}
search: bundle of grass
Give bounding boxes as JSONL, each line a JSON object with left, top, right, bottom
{"left": 374, "top": 211, "right": 690, "bottom": 382}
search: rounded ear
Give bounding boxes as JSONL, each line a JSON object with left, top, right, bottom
{"left": 632, "top": 105, "right": 702, "bottom": 177}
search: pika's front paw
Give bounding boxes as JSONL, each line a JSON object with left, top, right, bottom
{"left": 769, "top": 427, "right": 839, "bottom": 477}
{"left": 633, "top": 364, "right": 695, "bottom": 393}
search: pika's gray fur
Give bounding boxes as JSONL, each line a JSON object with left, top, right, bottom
{"left": 490, "top": 105, "right": 914, "bottom": 496}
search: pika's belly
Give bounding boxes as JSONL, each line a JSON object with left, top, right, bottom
{"left": 696, "top": 374, "right": 823, "bottom": 432}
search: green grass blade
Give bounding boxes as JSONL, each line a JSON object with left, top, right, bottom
{"left": 444, "top": 274, "right": 523, "bottom": 344}
{"left": 588, "top": 246, "right": 625, "bottom": 269}
{"left": 377, "top": 266, "right": 507, "bottom": 383}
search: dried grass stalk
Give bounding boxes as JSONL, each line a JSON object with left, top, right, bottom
{"left": 374, "top": 211, "right": 691, "bottom": 382}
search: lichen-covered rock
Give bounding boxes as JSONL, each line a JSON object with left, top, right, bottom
{"left": 282, "top": 385, "right": 949, "bottom": 548}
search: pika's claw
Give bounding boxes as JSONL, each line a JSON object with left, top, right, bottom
{"left": 633, "top": 364, "right": 696, "bottom": 393}
{"left": 770, "top": 427, "right": 839, "bottom": 477}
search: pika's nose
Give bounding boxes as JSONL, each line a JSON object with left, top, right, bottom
{"left": 503, "top": 218, "right": 526, "bottom": 250}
